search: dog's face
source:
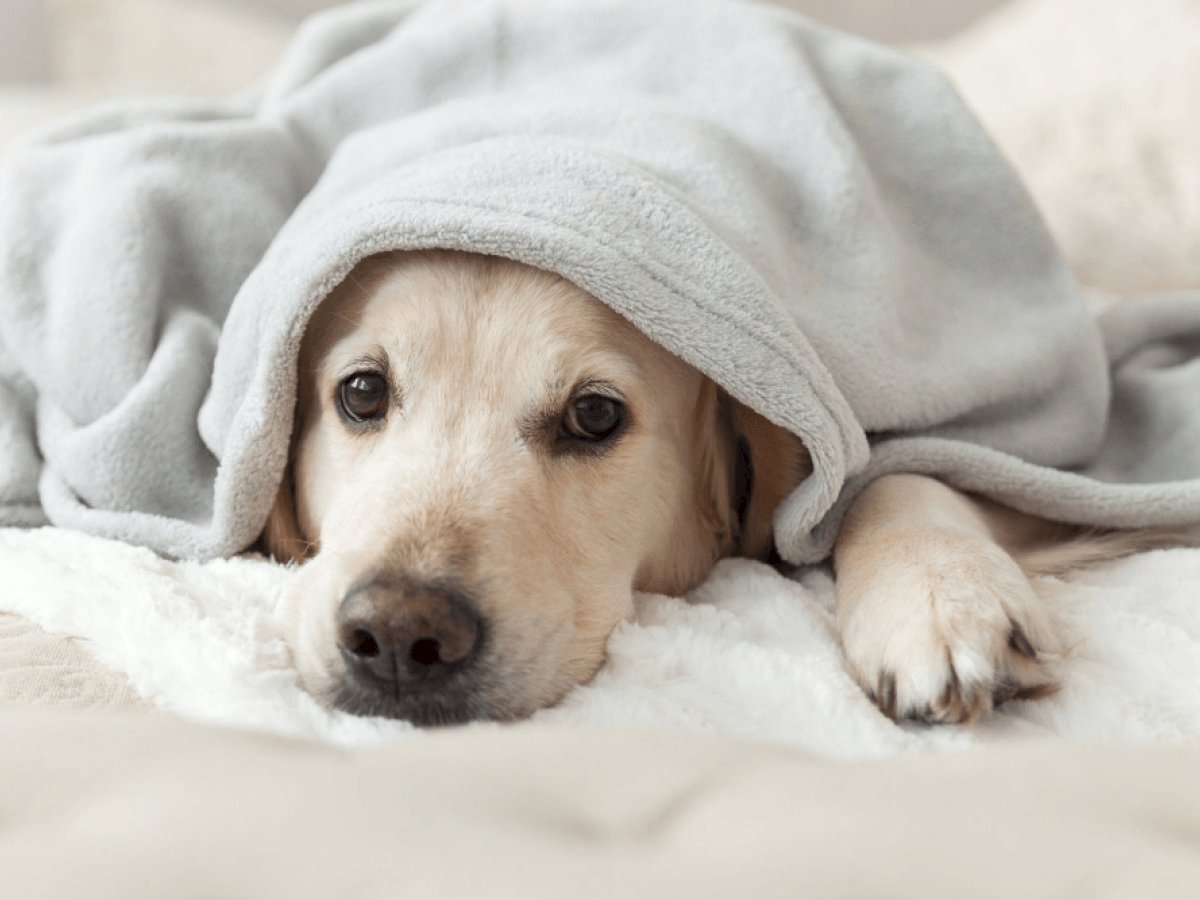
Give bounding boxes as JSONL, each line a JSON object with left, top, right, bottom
{"left": 265, "top": 251, "right": 804, "bottom": 724}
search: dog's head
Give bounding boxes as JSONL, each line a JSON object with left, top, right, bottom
{"left": 264, "top": 250, "right": 807, "bottom": 723}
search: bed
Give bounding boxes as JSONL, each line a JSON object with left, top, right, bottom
{"left": 2, "top": 0, "right": 1199, "bottom": 894}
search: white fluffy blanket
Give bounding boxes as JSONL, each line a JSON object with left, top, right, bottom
{"left": 3, "top": 0, "right": 1200, "bottom": 757}
{"left": 3, "top": 526, "right": 1200, "bottom": 756}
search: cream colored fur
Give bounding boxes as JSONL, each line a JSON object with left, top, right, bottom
{"left": 833, "top": 475, "right": 1060, "bottom": 724}
{"left": 267, "top": 250, "right": 1165, "bottom": 725}
{"left": 266, "top": 250, "right": 799, "bottom": 720}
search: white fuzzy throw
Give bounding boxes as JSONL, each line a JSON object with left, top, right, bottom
{"left": 3, "top": 0, "right": 1200, "bottom": 756}
{"left": 3, "top": 526, "right": 1200, "bottom": 756}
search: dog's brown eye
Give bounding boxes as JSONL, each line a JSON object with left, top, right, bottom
{"left": 565, "top": 394, "right": 623, "bottom": 442}
{"left": 338, "top": 373, "right": 388, "bottom": 422}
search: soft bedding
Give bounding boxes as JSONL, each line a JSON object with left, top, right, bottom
{"left": 1, "top": 0, "right": 1200, "bottom": 893}
{"left": 3, "top": 714, "right": 1200, "bottom": 900}
{"left": 5, "top": 526, "right": 1200, "bottom": 755}
{"left": 0, "top": 0, "right": 1196, "bottom": 738}
{"left": 0, "top": 611, "right": 150, "bottom": 711}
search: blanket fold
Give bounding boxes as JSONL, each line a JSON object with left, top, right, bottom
{"left": 1, "top": 0, "right": 1198, "bottom": 562}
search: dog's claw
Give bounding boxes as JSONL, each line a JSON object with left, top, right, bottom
{"left": 936, "top": 666, "right": 973, "bottom": 724}
{"left": 1008, "top": 621, "right": 1038, "bottom": 660}
{"left": 992, "top": 679, "right": 1020, "bottom": 706}
{"left": 877, "top": 672, "right": 898, "bottom": 720}
{"left": 865, "top": 624, "right": 1056, "bottom": 725}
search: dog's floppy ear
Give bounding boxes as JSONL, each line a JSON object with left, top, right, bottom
{"left": 261, "top": 465, "right": 313, "bottom": 564}
{"left": 722, "top": 391, "right": 812, "bottom": 561}
{"left": 691, "top": 380, "right": 810, "bottom": 565}
{"left": 690, "top": 380, "right": 741, "bottom": 562}
{"left": 260, "top": 384, "right": 315, "bottom": 564}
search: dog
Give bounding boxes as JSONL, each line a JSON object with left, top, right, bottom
{"left": 263, "top": 249, "right": 1165, "bottom": 726}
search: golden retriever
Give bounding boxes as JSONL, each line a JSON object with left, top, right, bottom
{"left": 263, "top": 249, "right": 1157, "bottom": 725}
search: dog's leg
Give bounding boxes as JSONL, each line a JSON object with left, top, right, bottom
{"left": 833, "top": 474, "right": 1060, "bottom": 724}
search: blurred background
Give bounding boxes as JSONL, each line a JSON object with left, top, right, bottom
{"left": 0, "top": 0, "right": 1012, "bottom": 192}
{"left": 2, "top": 0, "right": 1198, "bottom": 294}
{"left": 0, "top": 0, "right": 1012, "bottom": 146}
{"left": 0, "top": 0, "right": 1015, "bottom": 86}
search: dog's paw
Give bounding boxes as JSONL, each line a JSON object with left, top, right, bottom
{"left": 837, "top": 529, "right": 1059, "bottom": 725}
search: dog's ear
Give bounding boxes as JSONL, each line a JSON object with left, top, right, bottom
{"left": 723, "top": 392, "right": 812, "bottom": 560}
{"left": 691, "top": 381, "right": 809, "bottom": 564}
{"left": 260, "top": 390, "right": 315, "bottom": 565}
{"left": 691, "top": 380, "right": 741, "bottom": 561}
{"left": 260, "top": 466, "right": 313, "bottom": 564}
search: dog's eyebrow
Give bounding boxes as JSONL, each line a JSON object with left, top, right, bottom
{"left": 334, "top": 350, "right": 390, "bottom": 379}
{"left": 572, "top": 378, "right": 626, "bottom": 401}
{"left": 517, "top": 377, "right": 627, "bottom": 449}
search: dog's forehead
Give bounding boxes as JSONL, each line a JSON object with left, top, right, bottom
{"left": 319, "top": 254, "right": 653, "bottom": 391}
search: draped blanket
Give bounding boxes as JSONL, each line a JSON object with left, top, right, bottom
{"left": 1, "top": 0, "right": 1198, "bottom": 562}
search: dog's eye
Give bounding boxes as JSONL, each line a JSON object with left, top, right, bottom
{"left": 563, "top": 394, "right": 623, "bottom": 442}
{"left": 338, "top": 373, "right": 388, "bottom": 422}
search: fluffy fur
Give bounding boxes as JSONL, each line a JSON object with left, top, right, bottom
{"left": 265, "top": 251, "right": 806, "bottom": 723}
{"left": 263, "top": 250, "right": 1172, "bottom": 726}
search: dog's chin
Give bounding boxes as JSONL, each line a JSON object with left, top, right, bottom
{"left": 331, "top": 683, "right": 514, "bottom": 726}
{"left": 307, "top": 665, "right": 550, "bottom": 726}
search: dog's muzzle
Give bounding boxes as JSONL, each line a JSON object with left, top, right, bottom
{"left": 333, "top": 574, "right": 487, "bottom": 724}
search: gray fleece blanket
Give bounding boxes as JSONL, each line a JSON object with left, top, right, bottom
{"left": 1, "top": 0, "right": 1198, "bottom": 563}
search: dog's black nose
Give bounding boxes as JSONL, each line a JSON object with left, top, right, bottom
{"left": 336, "top": 577, "right": 482, "bottom": 689}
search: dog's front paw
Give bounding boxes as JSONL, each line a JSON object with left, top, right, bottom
{"left": 837, "top": 530, "right": 1059, "bottom": 725}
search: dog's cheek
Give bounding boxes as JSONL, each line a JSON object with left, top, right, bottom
{"left": 563, "top": 581, "right": 636, "bottom": 687}
{"left": 474, "top": 507, "right": 632, "bottom": 695}
{"left": 275, "top": 557, "right": 352, "bottom": 698}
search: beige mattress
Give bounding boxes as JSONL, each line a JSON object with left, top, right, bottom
{"left": 2, "top": 609, "right": 1195, "bottom": 897}
{"left": 0, "top": 612, "right": 150, "bottom": 712}
{"left": 1, "top": 712, "right": 1198, "bottom": 899}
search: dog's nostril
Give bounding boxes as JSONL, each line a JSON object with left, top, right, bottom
{"left": 410, "top": 638, "right": 441, "bottom": 666}
{"left": 347, "top": 628, "right": 380, "bottom": 658}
